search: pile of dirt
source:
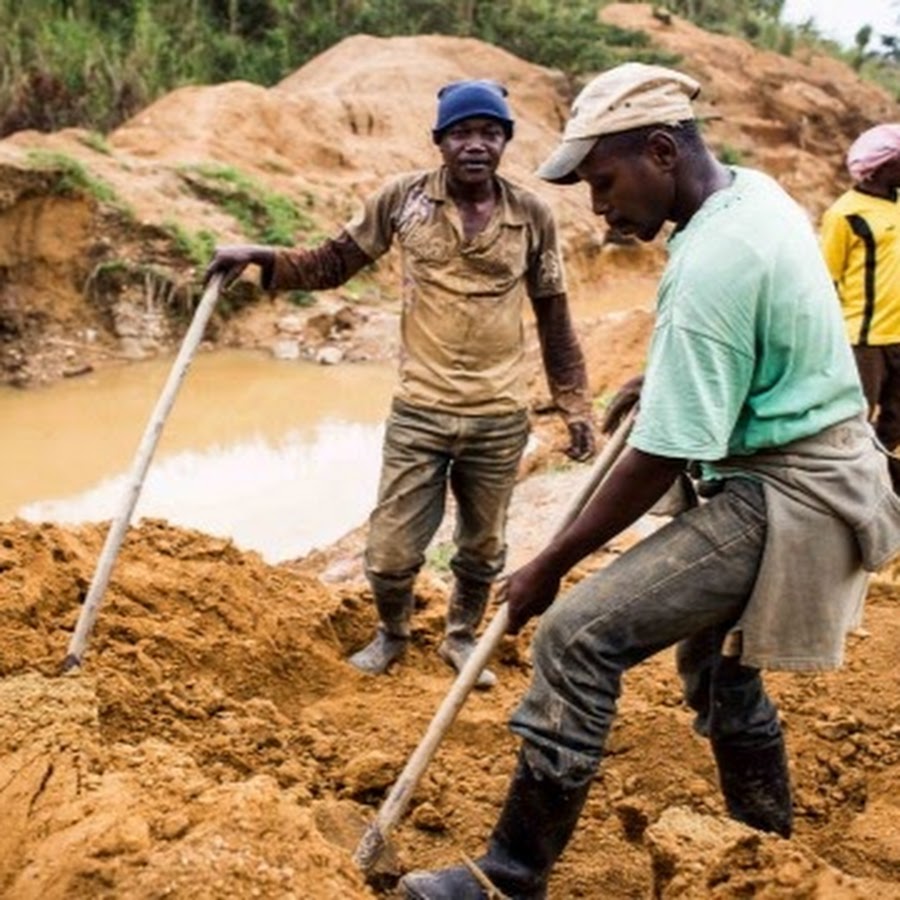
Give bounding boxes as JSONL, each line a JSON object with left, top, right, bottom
{"left": 3, "top": 4, "right": 900, "bottom": 898}
{"left": 2, "top": 508, "right": 899, "bottom": 898}
{"left": 599, "top": 4, "right": 898, "bottom": 220}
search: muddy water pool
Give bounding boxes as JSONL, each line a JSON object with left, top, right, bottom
{"left": 1, "top": 350, "right": 396, "bottom": 562}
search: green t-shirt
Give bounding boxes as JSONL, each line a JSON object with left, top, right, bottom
{"left": 630, "top": 167, "right": 864, "bottom": 467}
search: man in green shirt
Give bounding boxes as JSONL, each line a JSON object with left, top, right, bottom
{"left": 401, "top": 63, "right": 900, "bottom": 900}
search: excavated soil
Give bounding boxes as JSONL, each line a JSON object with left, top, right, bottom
{"left": 2, "top": 4, "right": 900, "bottom": 898}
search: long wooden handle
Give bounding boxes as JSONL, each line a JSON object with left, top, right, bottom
{"left": 353, "top": 406, "right": 637, "bottom": 872}
{"left": 62, "top": 275, "right": 224, "bottom": 673}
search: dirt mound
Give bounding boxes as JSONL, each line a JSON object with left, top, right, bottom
{"left": 2, "top": 508, "right": 900, "bottom": 898}
{"left": 600, "top": 4, "right": 900, "bottom": 220}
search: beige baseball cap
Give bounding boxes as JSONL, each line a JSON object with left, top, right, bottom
{"left": 537, "top": 62, "right": 701, "bottom": 184}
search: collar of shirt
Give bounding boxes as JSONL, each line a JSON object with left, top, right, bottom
{"left": 424, "top": 166, "right": 530, "bottom": 229}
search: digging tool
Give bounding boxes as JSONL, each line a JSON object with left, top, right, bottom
{"left": 61, "top": 274, "right": 224, "bottom": 674}
{"left": 352, "top": 406, "right": 637, "bottom": 874}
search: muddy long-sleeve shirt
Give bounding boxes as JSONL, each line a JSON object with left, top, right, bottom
{"left": 264, "top": 167, "right": 592, "bottom": 423}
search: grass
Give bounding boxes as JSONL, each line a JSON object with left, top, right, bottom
{"left": 426, "top": 541, "right": 455, "bottom": 574}
{"left": 178, "top": 163, "right": 315, "bottom": 245}
{"left": 163, "top": 220, "right": 217, "bottom": 269}
{"left": 25, "top": 150, "right": 121, "bottom": 206}
{"left": 78, "top": 131, "right": 112, "bottom": 155}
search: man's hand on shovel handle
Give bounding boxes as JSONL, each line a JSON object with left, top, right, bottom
{"left": 499, "top": 559, "right": 563, "bottom": 636}
{"left": 601, "top": 374, "right": 643, "bottom": 435}
{"left": 204, "top": 244, "right": 275, "bottom": 289}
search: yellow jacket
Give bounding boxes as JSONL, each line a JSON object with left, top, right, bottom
{"left": 820, "top": 188, "right": 900, "bottom": 345}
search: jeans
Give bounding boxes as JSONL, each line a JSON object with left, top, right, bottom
{"left": 365, "top": 399, "right": 530, "bottom": 597}
{"left": 510, "top": 478, "right": 780, "bottom": 787}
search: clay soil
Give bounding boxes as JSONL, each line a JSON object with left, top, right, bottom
{"left": 2, "top": 4, "right": 900, "bottom": 898}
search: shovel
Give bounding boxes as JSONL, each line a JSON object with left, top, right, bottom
{"left": 62, "top": 274, "right": 224, "bottom": 673}
{"left": 352, "top": 406, "right": 637, "bottom": 873}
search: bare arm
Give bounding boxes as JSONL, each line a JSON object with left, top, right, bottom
{"left": 504, "top": 447, "right": 686, "bottom": 633}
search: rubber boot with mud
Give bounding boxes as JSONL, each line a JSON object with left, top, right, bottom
{"left": 400, "top": 748, "right": 591, "bottom": 899}
{"left": 348, "top": 577, "right": 413, "bottom": 675}
{"left": 438, "top": 578, "right": 496, "bottom": 689}
{"left": 712, "top": 734, "right": 793, "bottom": 838}
{"left": 348, "top": 627, "right": 408, "bottom": 675}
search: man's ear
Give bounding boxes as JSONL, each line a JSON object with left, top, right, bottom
{"left": 644, "top": 130, "right": 679, "bottom": 172}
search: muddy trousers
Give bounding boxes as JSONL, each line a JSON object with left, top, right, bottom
{"left": 364, "top": 399, "right": 529, "bottom": 637}
{"left": 679, "top": 625, "right": 793, "bottom": 836}
{"left": 510, "top": 479, "right": 791, "bottom": 831}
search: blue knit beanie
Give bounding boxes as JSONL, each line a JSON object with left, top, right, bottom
{"left": 432, "top": 80, "right": 515, "bottom": 144}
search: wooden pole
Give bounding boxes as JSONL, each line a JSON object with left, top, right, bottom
{"left": 353, "top": 407, "right": 637, "bottom": 872}
{"left": 62, "top": 275, "right": 223, "bottom": 673}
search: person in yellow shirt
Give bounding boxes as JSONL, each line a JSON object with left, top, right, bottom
{"left": 821, "top": 123, "right": 900, "bottom": 450}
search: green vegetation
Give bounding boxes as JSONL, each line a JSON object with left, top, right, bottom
{"left": 658, "top": 0, "right": 900, "bottom": 97}
{"left": 178, "top": 163, "right": 314, "bottom": 245}
{"left": 0, "top": 0, "right": 674, "bottom": 138}
{"left": 1, "top": 1, "right": 898, "bottom": 136}
{"left": 163, "top": 221, "right": 218, "bottom": 268}
{"left": 25, "top": 149, "right": 123, "bottom": 206}
{"left": 425, "top": 540, "right": 455, "bottom": 574}
{"left": 717, "top": 144, "right": 744, "bottom": 166}
{"left": 78, "top": 131, "right": 112, "bottom": 155}
{"left": 286, "top": 290, "right": 316, "bottom": 308}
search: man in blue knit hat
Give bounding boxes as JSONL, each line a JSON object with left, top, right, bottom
{"left": 205, "top": 80, "right": 595, "bottom": 685}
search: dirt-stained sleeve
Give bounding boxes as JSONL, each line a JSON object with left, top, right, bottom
{"left": 525, "top": 195, "right": 567, "bottom": 299}
{"left": 343, "top": 175, "right": 411, "bottom": 260}
{"left": 266, "top": 232, "right": 372, "bottom": 292}
{"left": 532, "top": 292, "right": 593, "bottom": 425}
{"left": 264, "top": 175, "right": 414, "bottom": 292}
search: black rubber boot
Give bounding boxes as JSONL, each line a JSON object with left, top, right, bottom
{"left": 349, "top": 576, "right": 414, "bottom": 675}
{"left": 712, "top": 735, "right": 793, "bottom": 838}
{"left": 438, "top": 578, "right": 496, "bottom": 689}
{"left": 400, "top": 748, "right": 591, "bottom": 899}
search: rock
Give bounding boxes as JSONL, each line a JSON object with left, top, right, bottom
{"left": 411, "top": 801, "right": 446, "bottom": 832}
{"left": 644, "top": 806, "right": 890, "bottom": 899}
{"left": 315, "top": 345, "right": 344, "bottom": 365}
{"left": 271, "top": 338, "right": 300, "bottom": 360}
{"left": 305, "top": 311, "right": 334, "bottom": 340}
{"left": 276, "top": 313, "right": 305, "bottom": 335}
{"left": 340, "top": 750, "right": 398, "bottom": 797}
{"left": 333, "top": 305, "right": 362, "bottom": 331}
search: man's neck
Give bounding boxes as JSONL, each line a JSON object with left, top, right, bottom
{"left": 673, "top": 155, "right": 734, "bottom": 230}
{"left": 855, "top": 183, "right": 898, "bottom": 201}
{"left": 447, "top": 175, "right": 498, "bottom": 206}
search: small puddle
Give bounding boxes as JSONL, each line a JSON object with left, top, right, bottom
{"left": 1, "top": 350, "right": 396, "bottom": 562}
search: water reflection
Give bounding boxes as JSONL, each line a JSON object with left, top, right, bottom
{"left": 2, "top": 350, "right": 396, "bottom": 562}
{"left": 20, "top": 422, "right": 387, "bottom": 563}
